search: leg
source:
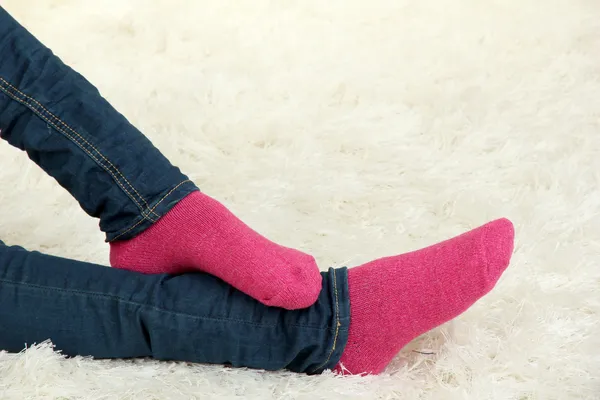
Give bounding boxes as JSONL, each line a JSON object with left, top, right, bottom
{"left": 0, "top": 6, "right": 320, "bottom": 309}
{"left": 0, "top": 239, "right": 349, "bottom": 374}
{"left": 0, "top": 219, "right": 514, "bottom": 375}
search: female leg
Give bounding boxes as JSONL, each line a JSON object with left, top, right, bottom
{"left": 0, "top": 218, "right": 514, "bottom": 375}
{"left": 0, "top": 5, "right": 320, "bottom": 310}
{"left": 0, "top": 240, "right": 348, "bottom": 374}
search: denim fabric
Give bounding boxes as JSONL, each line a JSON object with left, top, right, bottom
{"left": 0, "top": 7, "right": 353, "bottom": 373}
{"left": 0, "top": 6, "right": 198, "bottom": 242}
{"left": 0, "top": 241, "right": 350, "bottom": 373}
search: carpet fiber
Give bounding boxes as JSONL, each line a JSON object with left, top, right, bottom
{"left": 0, "top": 1, "right": 599, "bottom": 399}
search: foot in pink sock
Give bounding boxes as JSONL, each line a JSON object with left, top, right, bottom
{"left": 110, "top": 191, "right": 322, "bottom": 310}
{"left": 336, "top": 218, "right": 515, "bottom": 374}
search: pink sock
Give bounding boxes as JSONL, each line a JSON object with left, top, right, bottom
{"left": 110, "top": 191, "right": 322, "bottom": 309}
{"left": 336, "top": 218, "right": 515, "bottom": 375}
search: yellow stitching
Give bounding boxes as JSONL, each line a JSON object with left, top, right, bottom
{"left": 0, "top": 81, "right": 151, "bottom": 221}
{"left": 110, "top": 180, "right": 193, "bottom": 241}
{"left": 312, "top": 268, "right": 341, "bottom": 373}
{"left": 110, "top": 180, "right": 192, "bottom": 241}
{"left": 0, "top": 77, "right": 159, "bottom": 219}
{"left": 0, "top": 81, "right": 155, "bottom": 223}
{"left": 148, "top": 180, "right": 193, "bottom": 213}
{"left": 0, "top": 77, "right": 157, "bottom": 218}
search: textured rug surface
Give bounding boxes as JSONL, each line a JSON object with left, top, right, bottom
{"left": 1, "top": 0, "right": 599, "bottom": 399}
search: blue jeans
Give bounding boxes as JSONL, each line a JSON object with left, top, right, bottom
{"left": 0, "top": 6, "right": 351, "bottom": 374}
{"left": 0, "top": 6, "right": 197, "bottom": 242}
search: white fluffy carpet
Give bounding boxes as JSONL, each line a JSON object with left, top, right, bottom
{"left": 1, "top": 0, "right": 599, "bottom": 398}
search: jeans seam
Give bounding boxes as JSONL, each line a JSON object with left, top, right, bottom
{"left": 109, "top": 179, "right": 193, "bottom": 242}
{"left": 311, "top": 268, "right": 341, "bottom": 373}
{"left": 0, "top": 76, "right": 159, "bottom": 222}
{"left": 0, "top": 277, "right": 334, "bottom": 331}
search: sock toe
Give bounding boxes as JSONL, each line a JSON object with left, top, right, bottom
{"left": 482, "top": 218, "right": 515, "bottom": 283}
{"left": 265, "top": 271, "right": 322, "bottom": 309}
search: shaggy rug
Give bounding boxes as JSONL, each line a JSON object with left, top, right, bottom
{"left": 1, "top": 0, "right": 599, "bottom": 399}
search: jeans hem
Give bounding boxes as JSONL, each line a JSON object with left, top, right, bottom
{"left": 106, "top": 182, "right": 199, "bottom": 242}
{"left": 308, "top": 267, "right": 350, "bottom": 374}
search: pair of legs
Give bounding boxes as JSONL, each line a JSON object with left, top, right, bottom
{"left": 0, "top": 6, "right": 515, "bottom": 375}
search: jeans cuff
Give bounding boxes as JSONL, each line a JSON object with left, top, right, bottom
{"left": 310, "top": 267, "right": 350, "bottom": 374}
{"left": 106, "top": 181, "right": 199, "bottom": 242}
